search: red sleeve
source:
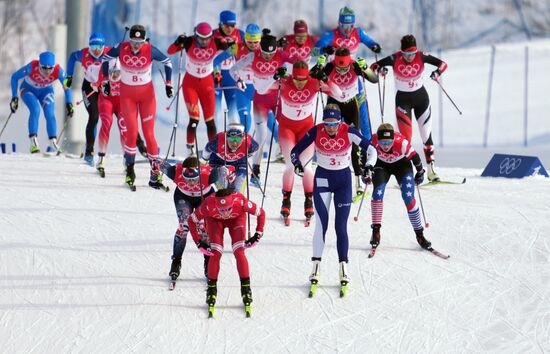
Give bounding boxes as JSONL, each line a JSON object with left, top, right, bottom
{"left": 242, "top": 197, "right": 265, "bottom": 233}
{"left": 167, "top": 43, "right": 182, "bottom": 55}
{"left": 187, "top": 202, "right": 207, "bottom": 243}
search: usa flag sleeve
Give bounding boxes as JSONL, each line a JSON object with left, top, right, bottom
{"left": 151, "top": 46, "right": 172, "bottom": 82}
{"left": 10, "top": 63, "right": 32, "bottom": 97}
{"left": 291, "top": 126, "right": 317, "bottom": 166}
{"left": 348, "top": 126, "right": 376, "bottom": 163}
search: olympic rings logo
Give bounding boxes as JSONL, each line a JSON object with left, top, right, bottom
{"left": 192, "top": 47, "right": 215, "bottom": 60}
{"left": 319, "top": 137, "right": 345, "bottom": 150}
{"left": 288, "top": 89, "right": 311, "bottom": 102}
{"left": 289, "top": 46, "right": 310, "bottom": 58}
{"left": 397, "top": 64, "right": 420, "bottom": 77}
{"left": 333, "top": 71, "right": 353, "bottom": 85}
{"left": 499, "top": 157, "right": 522, "bottom": 175}
{"left": 31, "top": 73, "right": 54, "bottom": 84}
{"left": 255, "top": 61, "right": 278, "bottom": 73}
{"left": 335, "top": 37, "right": 357, "bottom": 49}
{"left": 122, "top": 55, "right": 148, "bottom": 68}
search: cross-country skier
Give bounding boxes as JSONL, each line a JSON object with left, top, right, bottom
{"left": 275, "top": 61, "right": 342, "bottom": 225}
{"left": 365, "top": 123, "right": 432, "bottom": 254}
{"left": 310, "top": 47, "right": 378, "bottom": 200}
{"left": 10, "top": 51, "right": 73, "bottom": 153}
{"left": 290, "top": 104, "right": 377, "bottom": 296}
{"left": 101, "top": 24, "right": 173, "bottom": 190}
{"left": 313, "top": 6, "right": 381, "bottom": 146}
{"left": 168, "top": 22, "right": 235, "bottom": 157}
{"left": 370, "top": 34, "right": 447, "bottom": 182}
{"left": 187, "top": 188, "right": 266, "bottom": 317}
{"left": 212, "top": 10, "right": 245, "bottom": 128}
{"left": 232, "top": 23, "right": 261, "bottom": 132}
{"left": 279, "top": 20, "right": 318, "bottom": 65}
{"left": 202, "top": 122, "right": 259, "bottom": 193}
{"left": 230, "top": 29, "right": 292, "bottom": 187}
{"left": 160, "top": 156, "right": 220, "bottom": 283}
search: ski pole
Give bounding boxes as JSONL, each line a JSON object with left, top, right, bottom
{"left": 415, "top": 183, "right": 430, "bottom": 228}
{"left": 244, "top": 111, "right": 251, "bottom": 239}
{"left": 434, "top": 78, "right": 462, "bottom": 115}
{"left": 171, "top": 49, "right": 185, "bottom": 157}
{"left": 374, "top": 53, "right": 384, "bottom": 123}
{"left": 261, "top": 79, "right": 282, "bottom": 209}
{"left": 353, "top": 183, "right": 368, "bottom": 222}
{"left": 0, "top": 112, "right": 14, "bottom": 140}
{"left": 55, "top": 114, "right": 73, "bottom": 155}
{"left": 215, "top": 86, "right": 239, "bottom": 91}
{"left": 75, "top": 90, "right": 96, "bottom": 106}
{"left": 165, "top": 82, "right": 184, "bottom": 111}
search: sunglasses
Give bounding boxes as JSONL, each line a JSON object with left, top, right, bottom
{"left": 89, "top": 44, "right": 105, "bottom": 51}
{"left": 379, "top": 140, "right": 393, "bottom": 146}
{"left": 40, "top": 66, "right": 54, "bottom": 70}
{"left": 339, "top": 23, "right": 354, "bottom": 29}
{"left": 323, "top": 121, "right": 340, "bottom": 127}
{"left": 182, "top": 168, "right": 200, "bottom": 180}
{"left": 402, "top": 51, "right": 417, "bottom": 57}
{"left": 130, "top": 39, "right": 145, "bottom": 44}
{"left": 293, "top": 78, "right": 308, "bottom": 84}
{"left": 227, "top": 136, "right": 243, "bottom": 143}
{"left": 222, "top": 23, "right": 236, "bottom": 28}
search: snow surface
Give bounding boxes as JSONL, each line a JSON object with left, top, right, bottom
{"left": 1, "top": 153, "right": 549, "bottom": 353}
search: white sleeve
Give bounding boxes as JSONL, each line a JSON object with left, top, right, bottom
{"left": 230, "top": 52, "right": 254, "bottom": 81}
{"left": 365, "top": 145, "right": 378, "bottom": 166}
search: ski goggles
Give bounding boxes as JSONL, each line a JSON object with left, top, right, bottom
{"left": 182, "top": 167, "right": 200, "bottom": 181}
{"left": 292, "top": 78, "right": 308, "bottom": 85}
{"left": 339, "top": 23, "right": 354, "bottom": 30}
{"left": 401, "top": 50, "right": 417, "bottom": 58}
{"left": 227, "top": 136, "right": 244, "bottom": 143}
{"left": 89, "top": 44, "right": 105, "bottom": 51}
{"left": 129, "top": 38, "right": 146, "bottom": 44}
{"left": 323, "top": 120, "right": 340, "bottom": 127}
{"left": 40, "top": 65, "right": 54, "bottom": 70}
{"left": 379, "top": 139, "right": 393, "bottom": 146}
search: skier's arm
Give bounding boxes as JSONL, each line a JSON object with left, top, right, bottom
{"left": 421, "top": 52, "right": 447, "bottom": 73}
{"left": 370, "top": 54, "right": 395, "bottom": 74}
{"left": 151, "top": 45, "right": 173, "bottom": 83}
{"left": 66, "top": 49, "right": 83, "bottom": 77}
{"left": 188, "top": 204, "right": 207, "bottom": 243}
{"left": 229, "top": 52, "right": 254, "bottom": 81}
{"left": 357, "top": 27, "right": 380, "bottom": 52}
{"left": 312, "top": 30, "right": 335, "bottom": 56}
{"left": 57, "top": 67, "right": 73, "bottom": 103}
{"left": 352, "top": 62, "right": 378, "bottom": 83}
{"left": 348, "top": 126, "right": 373, "bottom": 152}
{"left": 290, "top": 126, "right": 317, "bottom": 165}
{"left": 202, "top": 139, "right": 217, "bottom": 161}
{"left": 102, "top": 45, "right": 121, "bottom": 77}
{"left": 10, "top": 63, "right": 32, "bottom": 98}
{"left": 214, "top": 37, "right": 234, "bottom": 51}
{"left": 242, "top": 198, "right": 265, "bottom": 233}
{"left": 159, "top": 161, "right": 177, "bottom": 181}
{"left": 319, "top": 78, "right": 343, "bottom": 98}
{"left": 247, "top": 136, "right": 259, "bottom": 155}
{"left": 167, "top": 36, "right": 193, "bottom": 55}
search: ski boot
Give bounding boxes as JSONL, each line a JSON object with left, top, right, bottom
{"left": 169, "top": 257, "right": 181, "bottom": 280}
{"left": 304, "top": 192, "right": 314, "bottom": 226}
{"left": 370, "top": 224, "right": 381, "bottom": 248}
{"left": 427, "top": 162, "right": 440, "bottom": 182}
{"left": 281, "top": 191, "right": 291, "bottom": 226}
{"left": 29, "top": 135, "right": 40, "bottom": 154}
{"left": 96, "top": 155, "right": 106, "bottom": 178}
{"left": 206, "top": 279, "right": 217, "bottom": 318}
{"left": 125, "top": 163, "right": 136, "bottom": 191}
{"left": 250, "top": 164, "right": 262, "bottom": 189}
{"left": 203, "top": 255, "right": 210, "bottom": 278}
{"left": 45, "top": 137, "right": 59, "bottom": 155}
{"left": 339, "top": 261, "right": 350, "bottom": 297}
{"left": 84, "top": 154, "right": 94, "bottom": 167}
{"left": 424, "top": 145, "right": 440, "bottom": 182}
{"left": 308, "top": 258, "right": 321, "bottom": 297}
{"left": 149, "top": 160, "right": 168, "bottom": 190}
{"left": 136, "top": 135, "right": 148, "bottom": 158}
{"left": 415, "top": 229, "right": 432, "bottom": 250}
{"left": 241, "top": 278, "right": 253, "bottom": 317}
{"left": 185, "top": 144, "right": 195, "bottom": 158}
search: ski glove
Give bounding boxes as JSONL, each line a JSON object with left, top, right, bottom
{"left": 236, "top": 79, "right": 247, "bottom": 92}
{"left": 273, "top": 67, "right": 287, "bottom": 80}
{"left": 64, "top": 75, "right": 73, "bottom": 89}
{"left": 317, "top": 55, "right": 327, "bottom": 67}
{"left": 196, "top": 238, "right": 213, "bottom": 256}
{"left": 66, "top": 103, "right": 74, "bottom": 117}
{"left": 294, "top": 162, "right": 304, "bottom": 176}
{"left": 323, "top": 45, "right": 336, "bottom": 55}
{"left": 371, "top": 44, "right": 381, "bottom": 54}
{"left": 165, "top": 83, "right": 174, "bottom": 98}
{"left": 174, "top": 34, "right": 187, "bottom": 46}
{"left": 357, "top": 57, "right": 367, "bottom": 70}
{"left": 244, "top": 232, "right": 263, "bottom": 248}
{"left": 362, "top": 165, "right": 374, "bottom": 185}
{"left": 277, "top": 37, "right": 288, "bottom": 49}
{"left": 430, "top": 69, "right": 441, "bottom": 81}
{"left": 9, "top": 97, "right": 18, "bottom": 113}
{"left": 101, "top": 81, "right": 110, "bottom": 96}
{"left": 414, "top": 168, "right": 425, "bottom": 185}
{"left": 309, "top": 67, "right": 328, "bottom": 82}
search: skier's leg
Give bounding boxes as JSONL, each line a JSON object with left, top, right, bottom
{"left": 251, "top": 93, "right": 269, "bottom": 167}
{"left": 395, "top": 91, "right": 414, "bottom": 142}
{"left": 97, "top": 96, "right": 114, "bottom": 156}
{"left": 197, "top": 76, "right": 217, "bottom": 142}
{"left": 82, "top": 81, "right": 100, "bottom": 157}
{"left": 357, "top": 78, "right": 372, "bottom": 140}
{"left": 40, "top": 91, "right": 57, "bottom": 139}
{"left": 138, "top": 83, "right": 159, "bottom": 160}
{"left": 229, "top": 218, "right": 249, "bottom": 279}
{"left": 333, "top": 169, "right": 352, "bottom": 263}
{"left": 183, "top": 75, "right": 201, "bottom": 146}
{"left": 278, "top": 120, "right": 296, "bottom": 193}
{"left": 205, "top": 220, "right": 225, "bottom": 280}
{"left": 120, "top": 84, "right": 139, "bottom": 166}
{"left": 371, "top": 166, "right": 390, "bottom": 246}
{"left": 21, "top": 89, "right": 41, "bottom": 140}
{"left": 312, "top": 170, "right": 331, "bottom": 259}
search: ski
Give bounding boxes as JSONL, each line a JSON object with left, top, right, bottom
{"left": 149, "top": 182, "right": 170, "bottom": 192}
{"left": 352, "top": 191, "right": 370, "bottom": 203}
{"left": 426, "top": 247, "right": 450, "bottom": 259}
{"left": 340, "top": 280, "right": 348, "bottom": 297}
{"left": 126, "top": 182, "right": 137, "bottom": 192}
{"left": 422, "top": 178, "right": 466, "bottom": 186}
{"left": 367, "top": 246, "right": 378, "bottom": 258}
{"left": 244, "top": 305, "right": 252, "bottom": 318}
{"left": 208, "top": 305, "right": 215, "bottom": 318}
{"left": 308, "top": 279, "right": 318, "bottom": 298}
